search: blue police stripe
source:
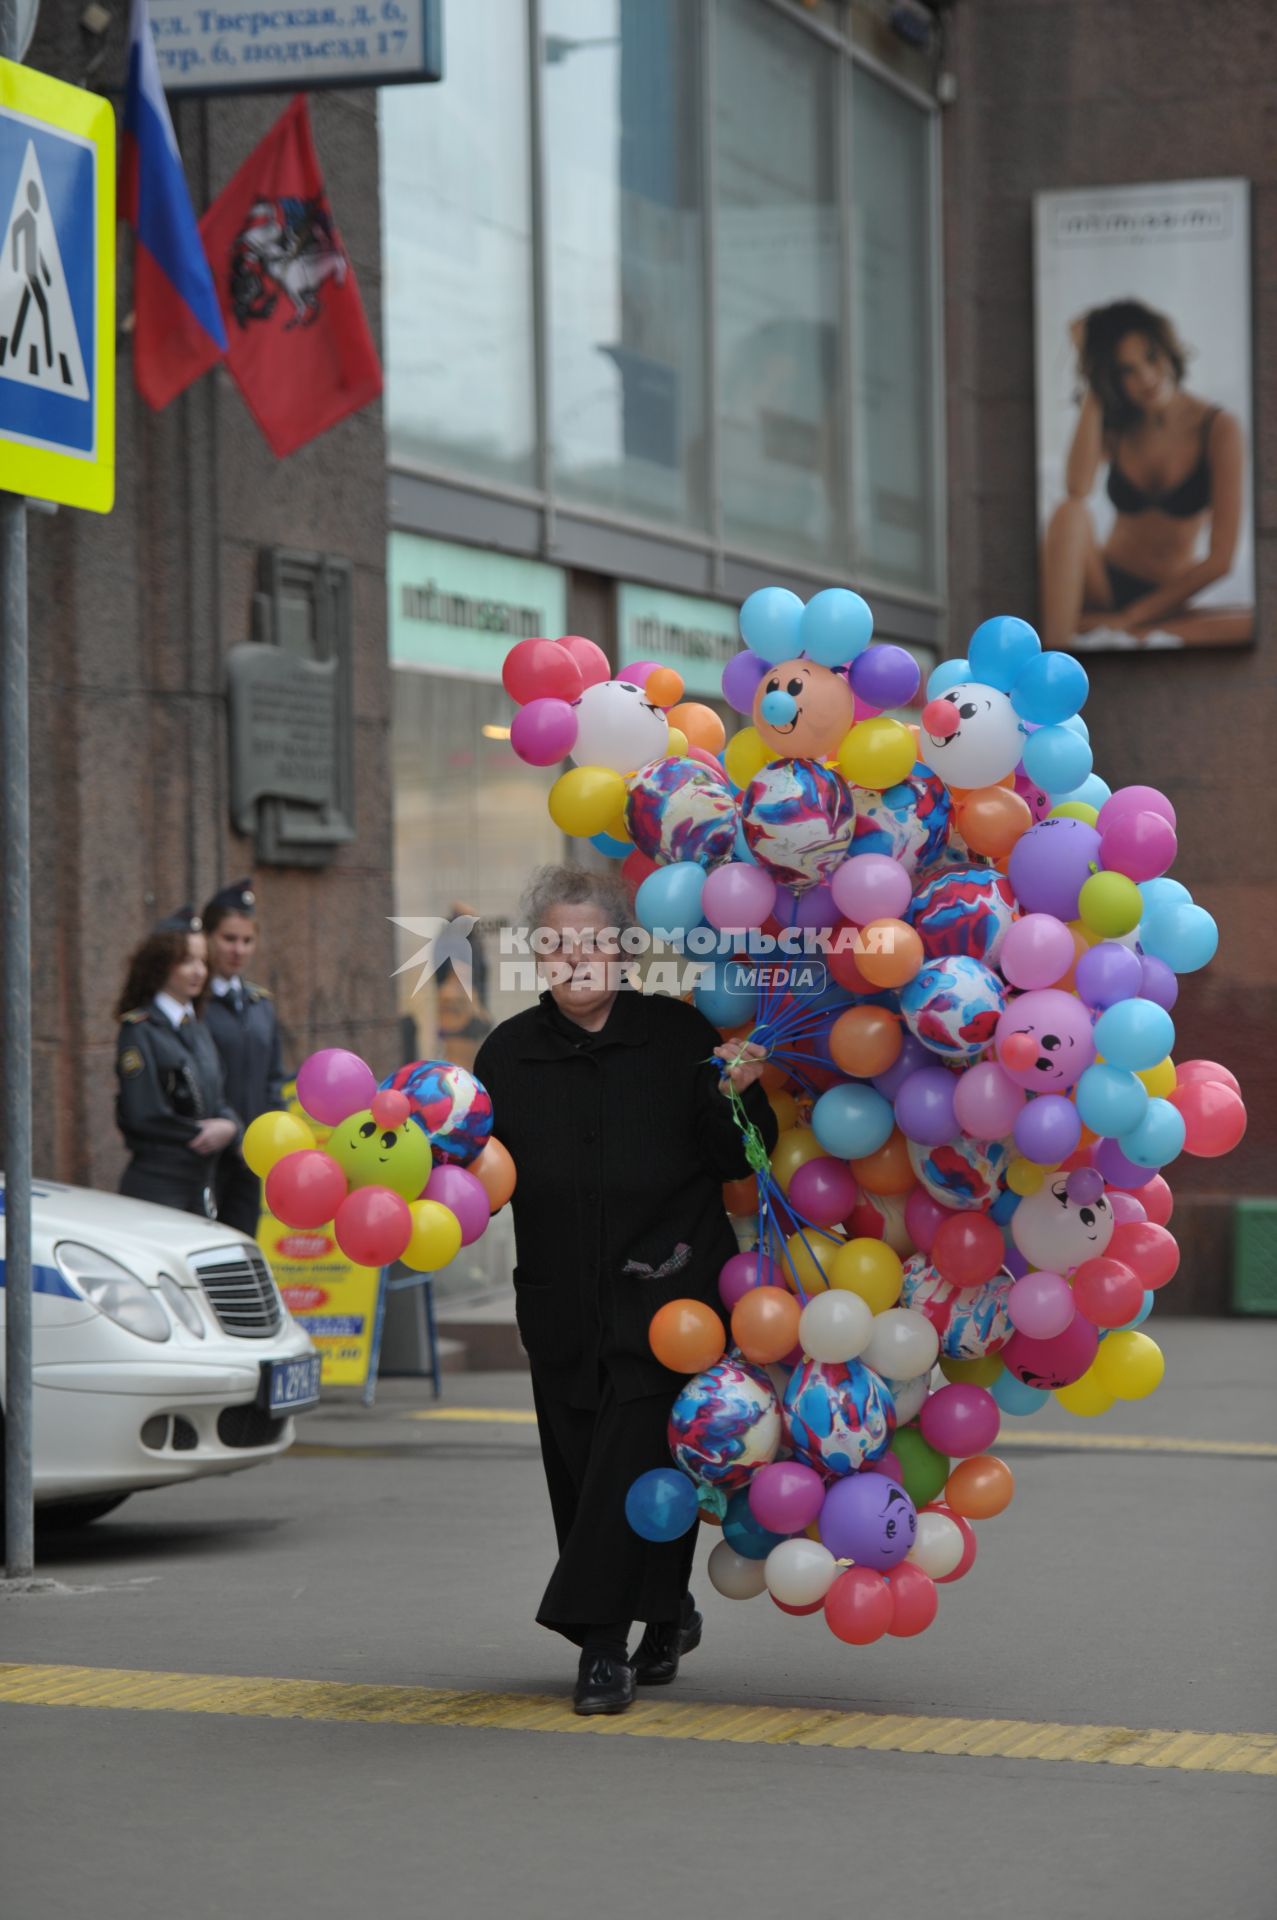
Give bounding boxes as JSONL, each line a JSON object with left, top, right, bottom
{"left": 0, "top": 1259, "right": 81, "bottom": 1300}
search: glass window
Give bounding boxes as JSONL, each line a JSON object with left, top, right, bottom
{"left": 380, "top": 2, "right": 537, "bottom": 489}
{"left": 851, "top": 67, "right": 938, "bottom": 592}
{"left": 715, "top": 0, "right": 842, "bottom": 569}
{"left": 542, "top": 0, "right": 707, "bottom": 529}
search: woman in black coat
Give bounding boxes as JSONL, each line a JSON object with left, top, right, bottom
{"left": 475, "top": 866, "right": 777, "bottom": 1717}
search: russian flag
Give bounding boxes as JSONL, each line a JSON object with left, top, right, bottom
{"left": 122, "top": 0, "right": 227, "bottom": 409}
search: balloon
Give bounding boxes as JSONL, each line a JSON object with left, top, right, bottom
{"left": 328, "top": 1109, "right": 433, "bottom": 1201}
{"left": 243, "top": 1109, "right": 315, "bottom": 1178}
{"left": 798, "top": 587, "right": 873, "bottom": 665}
{"left": 1008, "top": 818, "right": 1102, "bottom": 920}
{"left": 649, "top": 1299, "right": 726, "bottom": 1374}
{"left": 749, "top": 1460, "right": 826, "bottom": 1536}
{"left": 370, "top": 1089, "right": 412, "bottom": 1131}
{"left": 722, "top": 725, "right": 771, "bottom": 789}
{"left": 1053, "top": 1366, "right": 1116, "bottom": 1418}
{"left": 968, "top": 615, "right": 1041, "bottom": 690}
{"left": 549, "top": 764, "right": 628, "bottom": 837}
{"left": 723, "top": 1486, "right": 787, "bottom": 1561}
{"left": 955, "top": 785, "right": 1033, "bottom": 857}
{"left": 1078, "top": 870, "right": 1143, "bottom": 938}
{"left": 1023, "top": 722, "right": 1092, "bottom": 795}
{"left": 1107, "top": 1220, "right": 1180, "bottom": 1289}
{"left": 718, "top": 1249, "right": 776, "bottom": 1312}
{"left": 400, "top": 1197, "right": 463, "bottom": 1272}
{"left": 995, "top": 988, "right": 1096, "bottom": 1092}
{"left": 1002, "top": 1314, "right": 1099, "bottom": 1390}
{"left": 839, "top": 717, "right": 917, "bottom": 790}
{"left": 830, "top": 1004, "right": 903, "bottom": 1079}
{"left": 889, "top": 1427, "right": 950, "bottom": 1506}
{"left": 764, "top": 1538, "right": 839, "bottom": 1608}
{"left": 468, "top": 1138, "right": 517, "bottom": 1212}
{"left": 945, "top": 1454, "right": 1014, "bottom": 1518}
{"left": 556, "top": 632, "right": 610, "bottom": 689}
{"left": 825, "top": 1566, "right": 895, "bottom": 1644}
{"left": 1010, "top": 650, "right": 1088, "bottom": 725}
{"left": 930, "top": 1508, "right": 979, "bottom": 1583}
{"left": 1117, "top": 1097, "right": 1186, "bottom": 1169}
{"left": 721, "top": 650, "right": 771, "bottom": 715}
{"left": 1073, "top": 940, "right": 1143, "bottom": 1011}
{"left": 701, "top": 860, "right": 776, "bottom": 932}
{"left": 1092, "top": 1328, "right": 1165, "bottom": 1400}
{"left": 708, "top": 1539, "right": 769, "bottom": 1599}
{"left": 918, "top": 1383, "right": 999, "bottom": 1457}
{"left": 1071, "top": 1256, "right": 1144, "bottom": 1328}
{"left": 754, "top": 658, "right": 855, "bottom": 760}
{"left": 739, "top": 587, "right": 804, "bottom": 664}
{"left": 855, "top": 919, "right": 925, "bottom": 989}
{"left": 1100, "top": 809, "right": 1178, "bottom": 882}
{"left": 1174, "top": 1058, "right": 1242, "bottom": 1095}
{"left": 953, "top": 1060, "right": 1026, "bottom": 1139}
{"left": 1014, "top": 1093, "right": 1082, "bottom": 1166}
{"left": 1140, "top": 901, "right": 1219, "bottom": 974}
{"left": 772, "top": 1127, "right": 826, "bottom": 1190}
{"left": 502, "top": 636, "right": 582, "bottom": 705}
{"left": 1075, "top": 1063, "right": 1149, "bottom": 1138}
{"left": 798, "top": 1289, "right": 874, "bottom": 1364}
{"left": 820, "top": 1474, "right": 917, "bottom": 1569}
{"left": 932, "top": 1211, "right": 1004, "bottom": 1287}
{"left": 919, "top": 684, "right": 1026, "bottom": 787}
{"left": 635, "top": 860, "right": 705, "bottom": 938}
{"left": 422, "top": 1165, "right": 490, "bottom": 1246}
{"left": 851, "top": 642, "right": 920, "bottom": 709}
{"left": 731, "top": 1286, "right": 802, "bottom": 1366}
{"left": 812, "top": 1083, "right": 896, "bottom": 1161}
{"left": 863, "top": 1307, "right": 940, "bottom": 1380}
{"left": 893, "top": 1067, "right": 958, "bottom": 1147}
{"left": 788, "top": 1157, "right": 858, "bottom": 1229}
{"left": 831, "top": 852, "right": 913, "bottom": 924}
{"left": 885, "top": 1562, "right": 940, "bottom": 1635}
{"left": 907, "top": 1507, "right": 965, "bottom": 1579}
{"left": 625, "top": 1468, "right": 699, "bottom": 1543}
{"left": 871, "top": 1032, "right": 931, "bottom": 1101}
{"left": 782, "top": 1229, "right": 843, "bottom": 1298}
{"left": 1007, "top": 1269, "right": 1075, "bottom": 1339}
{"left": 296, "top": 1048, "right": 378, "bottom": 1127}
{"left": 1100, "top": 784, "right": 1177, "bottom": 833}
{"left": 991, "top": 1370, "right": 1050, "bottom": 1416}
{"left": 669, "top": 702, "right": 727, "bottom": 754}
{"left": 510, "top": 696, "right": 578, "bottom": 766}
{"left": 265, "top": 1148, "right": 348, "bottom": 1230}
{"left": 828, "top": 1238, "right": 904, "bottom": 1314}
{"left": 1093, "top": 998, "right": 1175, "bottom": 1072}
{"left": 999, "top": 913, "right": 1076, "bottom": 990}
{"left": 1170, "top": 1079, "right": 1248, "bottom": 1157}
{"left": 334, "top": 1186, "right": 412, "bottom": 1267}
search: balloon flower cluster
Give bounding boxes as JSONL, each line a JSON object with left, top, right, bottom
{"left": 242, "top": 1050, "right": 515, "bottom": 1271}
{"left": 501, "top": 591, "right": 1245, "bottom": 1650}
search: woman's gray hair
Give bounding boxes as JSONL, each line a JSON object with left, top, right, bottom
{"left": 520, "top": 863, "right": 632, "bottom": 935}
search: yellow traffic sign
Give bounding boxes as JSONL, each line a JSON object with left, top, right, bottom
{"left": 0, "top": 59, "right": 114, "bottom": 513}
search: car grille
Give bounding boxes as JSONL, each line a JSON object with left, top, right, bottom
{"left": 190, "top": 1245, "right": 284, "bottom": 1338}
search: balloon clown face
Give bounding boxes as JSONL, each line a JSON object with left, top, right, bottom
{"left": 753, "top": 658, "right": 854, "bottom": 760}
{"left": 995, "top": 989, "right": 1096, "bottom": 1091}
{"left": 329, "top": 1110, "right": 432, "bottom": 1200}
{"left": 920, "top": 683, "right": 1026, "bottom": 789}
{"left": 573, "top": 678, "right": 669, "bottom": 774}
{"left": 1011, "top": 1171, "right": 1115, "bottom": 1272}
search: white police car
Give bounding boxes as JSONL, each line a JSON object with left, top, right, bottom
{"left": 0, "top": 1178, "right": 320, "bottom": 1527}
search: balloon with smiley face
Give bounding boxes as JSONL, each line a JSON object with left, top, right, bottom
{"left": 752, "top": 658, "right": 854, "bottom": 761}
{"left": 995, "top": 988, "right": 1097, "bottom": 1092}
{"left": 572, "top": 678, "right": 669, "bottom": 774}
{"left": 920, "top": 682, "right": 1027, "bottom": 789}
{"left": 1010, "top": 1170, "right": 1115, "bottom": 1272}
{"left": 328, "top": 1109, "right": 433, "bottom": 1201}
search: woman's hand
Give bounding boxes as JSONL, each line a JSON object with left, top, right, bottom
{"left": 713, "top": 1040, "right": 769, "bottom": 1096}
{"left": 189, "top": 1117, "right": 237, "bottom": 1155}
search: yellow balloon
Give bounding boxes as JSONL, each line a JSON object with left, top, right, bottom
{"left": 1136, "top": 1057, "right": 1176, "bottom": 1098}
{"left": 1054, "top": 1367, "right": 1115, "bottom": 1418}
{"left": 939, "top": 1353, "right": 1004, "bottom": 1387}
{"left": 828, "top": 1237, "right": 903, "bottom": 1314}
{"left": 783, "top": 1228, "right": 843, "bottom": 1296}
{"left": 1050, "top": 802, "right": 1100, "bottom": 825}
{"left": 603, "top": 806, "right": 633, "bottom": 848}
{"left": 548, "top": 764, "right": 627, "bottom": 837}
{"left": 1093, "top": 1329, "right": 1165, "bottom": 1401}
{"left": 1067, "top": 918, "right": 1104, "bottom": 951}
{"left": 402, "top": 1199, "right": 463, "bottom": 1273}
{"left": 771, "top": 1126, "right": 825, "bottom": 1192}
{"left": 665, "top": 726, "right": 689, "bottom": 759}
{"left": 838, "top": 716, "right": 916, "bottom": 790}
{"left": 767, "top": 1090, "right": 800, "bottom": 1133}
{"left": 243, "top": 1109, "right": 316, "bottom": 1178}
{"left": 1007, "top": 1156, "right": 1048, "bottom": 1195}
{"left": 723, "top": 726, "right": 771, "bottom": 789}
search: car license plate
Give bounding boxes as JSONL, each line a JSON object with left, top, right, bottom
{"left": 265, "top": 1354, "right": 321, "bottom": 1414}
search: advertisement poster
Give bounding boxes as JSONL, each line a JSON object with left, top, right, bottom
{"left": 1034, "top": 179, "right": 1254, "bottom": 653}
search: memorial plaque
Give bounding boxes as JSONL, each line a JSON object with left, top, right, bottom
{"left": 227, "top": 646, "right": 340, "bottom": 827}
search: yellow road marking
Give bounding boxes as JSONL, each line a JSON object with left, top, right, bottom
{"left": 407, "top": 1407, "right": 537, "bottom": 1425}
{"left": 0, "top": 1663, "right": 1271, "bottom": 1773}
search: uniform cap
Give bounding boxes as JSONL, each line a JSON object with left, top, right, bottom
{"left": 152, "top": 905, "right": 203, "bottom": 935}
{"left": 202, "top": 878, "right": 258, "bottom": 921}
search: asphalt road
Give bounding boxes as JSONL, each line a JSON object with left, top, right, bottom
{"left": 1, "top": 1319, "right": 1274, "bottom": 1920}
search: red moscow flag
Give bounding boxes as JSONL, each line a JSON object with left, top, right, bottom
{"left": 198, "top": 96, "right": 382, "bottom": 458}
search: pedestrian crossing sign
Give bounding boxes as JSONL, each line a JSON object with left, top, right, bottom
{"left": 0, "top": 60, "right": 114, "bottom": 514}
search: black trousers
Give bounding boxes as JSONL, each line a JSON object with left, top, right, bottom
{"left": 215, "top": 1153, "right": 263, "bottom": 1238}
{"left": 120, "top": 1158, "right": 212, "bottom": 1218}
{"left": 531, "top": 1367, "right": 698, "bottom": 1646}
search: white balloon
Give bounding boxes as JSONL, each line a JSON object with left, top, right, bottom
{"left": 764, "top": 1538, "right": 838, "bottom": 1608}
{"left": 707, "top": 1539, "right": 768, "bottom": 1600}
{"left": 907, "top": 1509, "right": 964, "bottom": 1579}
{"left": 799, "top": 1290, "right": 873, "bottom": 1364}
{"left": 1010, "top": 1173, "right": 1115, "bottom": 1273}
{"left": 863, "top": 1307, "right": 940, "bottom": 1381}
{"left": 879, "top": 1369, "right": 930, "bottom": 1424}
{"left": 921, "top": 683, "right": 1026, "bottom": 788}
{"left": 572, "top": 679, "right": 669, "bottom": 774}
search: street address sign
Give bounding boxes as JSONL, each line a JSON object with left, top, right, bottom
{"left": 149, "top": 2, "right": 443, "bottom": 95}
{"left": 0, "top": 59, "right": 115, "bottom": 514}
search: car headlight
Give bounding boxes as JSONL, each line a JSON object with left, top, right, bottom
{"left": 54, "top": 1244, "right": 171, "bottom": 1343}
{"left": 156, "top": 1273, "right": 205, "bottom": 1339}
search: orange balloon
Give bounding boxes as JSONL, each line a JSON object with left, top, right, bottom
{"left": 772, "top": 1126, "right": 825, "bottom": 1191}
{"left": 1054, "top": 926, "right": 1091, "bottom": 994}
{"left": 644, "top": 666, "right": 685, "bottom": 709}
{"left": 649, "top": 1298, "right": 726, "bottom": 1374}
{"left": 955, "top": 787, "right": 1032, "bottom": 858}
{"left": 856, "top": 920, "right": 924, "bottom": 990}
{"left": 668, "top": 702, "right": 727, "bottom": 753}
{"left": 468, "top": 1138, "right": 517, "bottom": 1212}
{"left": 945, "top": 1454, "right": 1014, "bottom": 1519}
{"left": 850, "top": 1127, "right": 915, "bottom": 1195}
{"left": 768, "top": 1089, "right": 800, "bottom": 1132}
{"left": 830, "top": 1004, "right": 903, "bottom": 1078}
{"left": 759, "top": 1061, "right": 789, "bottom": 1094}
{"left": 731, "top": 1286, "right": 801, "bottom": 1365}
{"left": 723, "top": 1175, "right": 758, "bottom": 1216}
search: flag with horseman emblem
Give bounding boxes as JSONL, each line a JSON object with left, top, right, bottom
{"left": 199, "top": 95, "right": 381, "bottom": 457}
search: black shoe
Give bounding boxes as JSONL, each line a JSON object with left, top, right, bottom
{"left": 572, "top": 1651, "right": 636, "bottom": 1717}
{"left": 632, "top": 1608, "right": 703, "bottom": 1687}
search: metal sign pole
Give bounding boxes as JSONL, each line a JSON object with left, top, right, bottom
{"left": 2, "top": 0, "right": 35, "bottom": 1580}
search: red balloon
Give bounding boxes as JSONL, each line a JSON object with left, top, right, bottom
{"left": 1071, "top": 1256, "right": 1143, "bottom": 1329}
{"left": 502, "top": 636, "right": 583, "bottom": 706}
{"left": 828, "top": 925, "right": 876, "bottom": 995}
{"left": 931, "top": 1210, "right": 1004, "bottom": 1287}
{"left": 265, "top": 1149, "right": 348, "bottom": 1230}
{"left": 1138, "top": 1174, "right": 1175, "bottom": 1227}
{"left": 334, "top": 1186, "right": 412, "bottom": 1267}
{"left": 886, "top": 1561, "right": 940, "bottom": 1636}
{"left": 1174, "top": 1059, "right": 1242, "bottom": 1097}
{"left": 621, "top": 849, "right": 657, "bottom": 897}
{"left": 929, "top": 1508, "right": 979, "bottom": 1585}
{"left": 556, "top": 633, "right": 610, "bottom": 690}
{"left": 788, "top": 1156, "right": 858, "bottom": 1228}
{"left": 771, "top": 1594, "right": 824, "bottom": 1617}
{"left": 904, "top": 1187, "right": 950, "bottom": 1255}
{"left": 825, "top": 1566, "right": 895, "bottom": 1646}
{"left": 844, "top": 1200, "right": 888, "bottom": 1240}
{"left": 371, "top": 1089, "right": 411, "bottom": 1129}
{"left": 1169, "top": 1079, "right": 1248, "bottom": 1158}
{"left": 1107, "top": 1220, "right": 1180, "bottom": 1290}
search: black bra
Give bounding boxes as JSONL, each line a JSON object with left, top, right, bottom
{"left": 1107, "top": 409, "right": 1218, "bottom": 518}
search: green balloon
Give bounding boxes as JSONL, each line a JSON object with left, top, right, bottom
{"left": 889, "top": 1426, "right": 950, "bottom": 1507}
{"left": 328, "top": 1108, "right": 432, "bottom": 1200}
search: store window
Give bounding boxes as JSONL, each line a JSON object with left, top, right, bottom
{"left": 542, "top": 0, "right": 708, "bottom": 529}
{"left": 851, "top": 65, "right": 938, "bottom": 593}
{"left": 715, "top": 0, "right": 842, "bottom": 570}
{"left": 380, "top": 0, "right": 537, "bottom": 488}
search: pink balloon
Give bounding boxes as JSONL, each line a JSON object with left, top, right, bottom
{"left": 718, "top": 1250, "right": 777, "bottom": 1312}
{"left": 749, "top": 1459, "right": 826, "bottom": 1534}
{"left": 557, "top": 634, "right": 612, "bottom": 689}
{"left": 788, "top": 1157, "right": 858, "bottom": 1228}
{"left": 865, "top": 1451, "right": 905, "bottom": 1484}
{"left": 999, "top": 913, "right": 1075, "bottom": 990}
{"left": 296, "top": 1049, "right": 377, "bottom": 1127}
{"left": 904, "top": 1186, "right": 951, "bottom": 1254}
{"left": 702, "top": 861, "right": 777, "bottom": 932}
{"left": 1108, "top": 1191, "right": 1148, "bottom": 1225}
{"left": 830, "top": 854, "right": 912, "bottom": 925}
{"left": 1097, "top": 784, "right": 1177, "bottom": 833}
{"left": 1003, "top": 1314, "right": 1099, "bottom": 1390}
{"left": 1137, "top": 1174, "right": 1174, "bottom": 1226}
{"left": 265, "top": 1150, "right": 348, "bottom": 1230}
{"left": 334, "top": 1186, "right": 412, "bottom": 1267}
{"left": 1174, "top": 1059, "right": 1242, "bottom": 1096}
{"left": 953, "top": 1060, "right": 1027, "bottom": 1139}
{"left": 852, "top": 694, "right": 884, "bottom": 723}
{"left": 1007, "top": 1268, "right": 1075, "bottom": 1340}
{"left": 918, "top": 1383, "right": 999, "bottom": 1458}
{"left": 618, "top": 657, "right": 660, "bottom": 688}
{"left": 510, "top": 697, "right": 578, "bottom": 766}
{"left": 424, "top": 1165, "right": 490, "bottom": 1245}
{"left": 1099, "top": 810, "right": 1178, "bottom": 883}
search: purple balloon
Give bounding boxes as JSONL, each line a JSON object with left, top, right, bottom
{"left": 1066, "top": 1167, "right": 1105, "bottom": 1206}
{"left": 749, "top": 1459, "right": 826, "bottom": 1534}
{"left": 702, "top": 861, "right": 777, "bottom": 932}
{"left": 894, "top": 1067, "right": 958, "bottom": 1147}
{"left": 1013, "top": 1093, "right": 1082, "bottom": 1165}
{"left": 1093, "top": 1136, "right": 1158, "bottom": 1189}
{"left": 830, "top": 853, "right": 913, "bottom": 925}
{"left": 510, "top": 696, "right": 578, "bottom": 767}
{"left": 719, "top": 1250, "right": 777, "bottom": 1311}
{"left": 1007, "top": 1269, "right": 1075, "bottom": 1340}
{"left": 423, "top": 1165, "right": 490, "bottom": 1245}
{"left": 819, "top": 1472, "right": 917, "bottom": 1569}
{"left": 850, "top": 643, "right": 921, "bottom": 711}
{"left": 918, "top": 1383, "right": 1000, "bottom": 1458}
{"left": 1074, "top": 940, "right": 1143, "bottom": 1011}
{"left": 296, "top": 1048, "right": 378, "bottom": 1127}
{"left": 1003, "top": 1246, "right": 1029, "bottom": 1280}
{"left": 1138, "top": 953, "right": 1179, "bottom": 1011}
{"left": 872, "top": 1032, "right": 931, "bottom": 1101}
{"left": 1008, "top": 818, "right": 1103, "bottom": 921}
{"left": 793, "top": 882, "right": 837, "bottom": 930}
{"left": 953, "top": 1060, "right": 1027, "bottom": 1139}
{"left": 722, "top": 650, "right": 771, "bottom": 716}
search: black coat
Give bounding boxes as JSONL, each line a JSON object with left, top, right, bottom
{"left": 202, "top": 981, "right": 286, "bottom": 1129}
{"left": 115, "top": 1004, "right": 241, "bottom": 1215}
{"left": 475, "top": 991, "right": 778, "bottom": 1406}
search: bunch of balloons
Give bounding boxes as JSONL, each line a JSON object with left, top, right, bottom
{"left": 499, "top": 590, "right": 1245, "bottom": 1649}
{"left": 242, "top": 1049, "right": 516, "bottom": 1271}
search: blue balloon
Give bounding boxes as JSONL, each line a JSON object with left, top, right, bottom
{"left": 1022, "top": 723, "right": 1093, "bottom": 795}
{"left": 1061, "top": 713, "right": 1090, "bottom": 741}
{"left": 635, "top": 861, "right": 705, "bottom": 939}
{"left": 1114, "top": 1290, "right": 1155, "bottom": 1332}
{"left": 927, "top": 657, "right": 970, "bottom": 698}
{"left": 733, "top": 820, "right": 757, "bottom": 860}
{"left": 722, "top": 1486, "right": 787, "bottom": 1561}
{"left": 759, "top": 688, "right": 798, "bottom": 726}
{"left": 1057, "top": 772, "right": 1110, "bottom": 810}
{"left": 1118, "top": 1096, "right": 1186, "bottom": 1169}
{"left": 1075, "top": 1063, "right": 1149, "bottom": 1137}
{"left": 811, "top": 1083, "right": 895, "bottom": 1159}
{"left": 625, "top": 1469, "right": 699, "bottom": 1543}
{"left": 1011, "top": 651, "right": 1089, "bottom": 725}
{"left": 740, "top": 586, "right": 804, "bottom": 665}
{"left": 1093, "top": 998, "right": 1175, "bottom": 1072}
{"left": 589, "top": 830, "right": 632, "bottom": 859}
{"left": 800, "top": 588, "right": 873, "bottom": 667}
{"left": 991, "top": 1370, "right": 1049, "bottom": 1417}
{"left": 693, "top": 957, "right": 759, "bottom": 1028}
{"left": 967, "top": 615, "right": 1041, "bottom": 692}
{"left": 1140, "top": 901, "right": 1219, "bottom": 974}
{"left": 990, "top": 1186, "right": 1021, "bottom": 1224}
{"left": 1138, "top": 876, "right": 1191, "bottom": 914}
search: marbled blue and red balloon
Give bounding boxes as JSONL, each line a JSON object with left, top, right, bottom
{"left": 852, "top": 764, "right": 953, "bottom": 876}
{"left": 740, "top": 758, "right": 855, "bottom": 891}
{"left": 910, "top": 864, "right": 1017, "bottom": 965}
{"left": 379, "top": 1060, "right": 493, "bottom": 1167}
{"left": 668, "top": 1357, "right": 781, "bottom": 1489}
{"left": 624, "top": 756, "right": 739, "bottom": 869}
{"left": 899, "top": 954, "right": 1007, "bottom": 1060}
{"left": 783, "top": 1357, "right": 896, "bottom": 1476}
{"left": 907, "top": 1131, "right": 1012, "bottom": 1211}
{"left": 899, "top": 1252, "right": 1015, "bottom": 1357}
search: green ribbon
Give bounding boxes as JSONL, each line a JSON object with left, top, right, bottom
{"left": 708, "top": 1049, "right": 773, "bottom": 1179}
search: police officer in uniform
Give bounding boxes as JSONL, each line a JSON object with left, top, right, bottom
{"left": 200, "top": 880, "right": 286, "bottom": 1236}
{"left": 114, "top": 908, "right": 241, "bottom": 1217}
